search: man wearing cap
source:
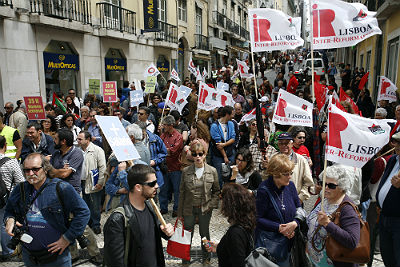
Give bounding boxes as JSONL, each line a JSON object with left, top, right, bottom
{"left": 276, "top": 132, "right": 313, "bottom": 203}
{"left": 287, "top": 72, "right": 299, "bottom": 94}
{"left": 376, "top": 132, "right": 400, "bottom": 266}
{"left": 160, "top": 115, "right": 183, "bottom": 217}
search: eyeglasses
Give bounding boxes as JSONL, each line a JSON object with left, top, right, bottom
{"left": 138, "top": 112, "right": 145, "bottom": 116}
{"left": 4, "top": 106, "right": 12, "bottom": 109}
{"left": 23, "top": 167, "right": 42, "bottom": 174}
{"left": 192, "top": 152, "right": 204, "bottom": 157}
{"left": 281, "top": 171, "right": 293, "bottom": 177}
{"left": 141, "top": 180, "right": 158, "bottom": 187}
{"left": 317, "top": 181, "right": 339, "bottom": 189}
{"left": 251, "top": 123, "right": 257, "bottom": 126}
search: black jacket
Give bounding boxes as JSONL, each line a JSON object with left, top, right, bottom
{"left": 103, "top": 198, "right": 169, "bottom": 267}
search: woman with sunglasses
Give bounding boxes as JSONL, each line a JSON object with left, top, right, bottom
{"left": 255, "top": 154, "right": 301, "bottom": 267}
{"left": 177, "top": 140, "right": 220, "bottom": 266}
{"left": 306, "top": 165, "right": 360, "bottom": 267}
{"left": 228, "top": 147, "right": 261, "bottom": 195}
{"left": 289, "top": 127, "right": 312, "bottom": 167}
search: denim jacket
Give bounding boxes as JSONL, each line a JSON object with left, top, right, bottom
{"left": 4, "top": 178, "right": 90, "bottom": 243}
{"left": 147, "top": 130, "right": 167, "bottom": 187}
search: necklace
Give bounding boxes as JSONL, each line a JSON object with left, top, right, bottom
{"left": 274, "top": 191, "right": 285, "bottom": 210}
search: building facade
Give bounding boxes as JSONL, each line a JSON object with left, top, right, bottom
{"left": 0, "top": 0, "right": 217, "bottom": 106}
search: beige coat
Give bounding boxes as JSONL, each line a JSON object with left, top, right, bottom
{"left": 291, "top": 152, "right": 314, "bottom": 202}
{"left": 82, "top": 142, "right": 106, "bottom": 194}
{"left": 9, "top": 110, "right": 28, "bottom": 139}
{"left": 177, "top": 163, "right": 220, "bottom": 217}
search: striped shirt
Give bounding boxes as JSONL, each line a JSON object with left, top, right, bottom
{"left": 0, "top": 154, "right": 25, "bottom": 192}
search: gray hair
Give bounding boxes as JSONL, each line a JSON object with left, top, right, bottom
{"left": 375, "top": 108, "right": 387, "bottom": 118}
{"left": 81, "top": 106, "right": 90, "bottom": 112}
{"left": 319, "top": 165, "right": 352, "bottom": 195}
{"left": 24, "top": 153, "right": 53, "bottom": 174}
{"left": 135, "top": 121, "right": 147, "bottom": 130}
{"left": 126, "top": 124, "right": 143, "bottom": 141}
{"left": 162, "top": 115, "right": 175, "bottom": 126}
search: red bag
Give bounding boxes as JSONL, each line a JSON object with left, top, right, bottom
{"left": 167, "top": 218, "right": 192, "bottom": 261}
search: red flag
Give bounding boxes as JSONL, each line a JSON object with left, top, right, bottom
{"left": 314, "top": 72, "right": 320, "bottom": 83}
{"left": 358, "top": 72, "right": 369, "bottom": 90}
{"left": 339, "top": 87, "right": 360, "bottom": 115}
{"left": 314, "top": 82, "right": 327, "bottom": 111}
{"left": 52, "top": 92, "right": 66, "bottom": 113}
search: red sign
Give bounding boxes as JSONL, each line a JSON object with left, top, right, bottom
{"left": 24, "top": 96, "right": 46, "bottom": 120}
{"left": 102, "top": 81, "right": 117, "bottom": 102}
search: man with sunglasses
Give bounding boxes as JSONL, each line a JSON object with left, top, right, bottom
{"left": 276, "top": 133, "right": 314, "bottom": 204}
{"left": 104, "top": 164, "right": 174, "bottom": 267}
{"left": 3, "top": 102, "right": 14, "bottom": 126}
{"left": 4, "top": 153, "right": 89, "bottom": 266}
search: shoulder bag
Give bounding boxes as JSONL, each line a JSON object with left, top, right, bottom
{"left": 255, "top": 186, "right": 289, "bottom": 263}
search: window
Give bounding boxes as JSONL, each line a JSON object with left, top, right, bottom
{"left": 366, "top": 51, "right": 371, "bottom": 72}
{"left": 231, "top": 2, "right": 235, "bottom": 21}
{"left": 158, "top": 0, "right": 166, "bottom": 22}
{"left": 178, "top": 0, "right": 187, "bottom": 22}
{"left": 104, "top": 0, "right": 120, "bottom": 21}
{"left": 359, "top": 54, "right": 364, "bottom": 69}
{"left": 222, "top": 0, "right": 227, "bottom": 15}
{"left": 196, "top": 6, "right": 202, "bottom": 34}
{"left": 386, "top": 37, "right": 399, "bottom": 82}
{"left": 244, "top": 13, "right": 247, "bottom": 29}
{"left": 238, "top": 7, "right": 241, "bottom": 25}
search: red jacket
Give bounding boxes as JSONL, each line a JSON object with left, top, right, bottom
{"left": 287, "top": 76, "right": 299, "bottom": 94}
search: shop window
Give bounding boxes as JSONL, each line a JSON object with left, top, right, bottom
{"left": 43, "top": 41, "right": 79, "bottom": 102}
{"left": 386, "top": 37, "right": 399, "bottom": 83}
{"left": 158, "top": 0, "right": 166, "bottom": 22}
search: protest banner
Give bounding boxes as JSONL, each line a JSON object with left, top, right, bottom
{"left": 179, "top": 85, "right": 192, "bottom": 99}
{"left": 88, "top": 79, "right": 101, "bottom": 95}
{"left": 326, "top": 104, "right": 390, "bottom": 168}
{"left": 170, "top": 68, "right": 181, "bottom": 82}
{"left": 24, "top": 96, "right": 46, "bottom": 120}
{"left": 95, "top": 115, "right": 140, "bottom": 161}
{"left": 248, "top": 8, "right": 304, "bottom": 52}
{"left": 144, "top": 63, "right": 161, "bottom": 77}
{"left": 130, "top": 90, "right": 144, "bottom": 107}
{"left": 188, "top": 56, "right": 197, "bottom": 75}
{"left": 272, "top": 89, "right": 313, "bottom": 127}
{"left": 102, "top": 81, "right": 117, "bottom": 102}
{"left": 217, "top": 82, "right": 230, "bottom": 91}
{"left": 145, "top": 76, "right": 157, "bottom": 94}
{"left": 377, "top": 76, "right": 397, "bottom": 103}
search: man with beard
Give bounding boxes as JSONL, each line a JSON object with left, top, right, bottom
{"left": 104, "top": 164, "right": 174, "bottom": 267}
{"left": 21, "top": 122, "right": 55, "bottom": 163}
{"left": 4, "top": 153, "right": 89, "bottom": 266}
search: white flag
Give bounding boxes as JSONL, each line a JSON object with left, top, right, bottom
{"left": 248, "top": 8, "right": 304, "bottom": 52}
{"left": 179, "top": 85, "right": 192, "bottom": 99}
{"left": 170, "top": 68, "right": 181, "bottom": 82}
{"left": 240, "top": 108, "right": 257, "bottom": 124}
{"left": 196, "top": 67, "right": 202, "bottom": 82}
{"left": 130, "top": 90, "right": 144, "bottom": 107}
{"left": 144, "top": 63, "right": 160, "bottom": 77}
{"left": 377, "top": 76, "right": 397, "bottom": 103}
{"left": 272, "top": 89, "right": 313, "bottom": 127}
{"left": 166, "top": 83, "right": 188, "bottom": 114}
{"left": 236, "top": 59, "right": 254, "bottom": 79}
{"left": 311, "top": 0, "right": 382, "bottom": 49}
{"left": 202, "top": 68, "right": 208, "bottom": 80}
{"left": 326, "top": 104, "right": 390, "bottom": 168}
{"left": 188, "top": 56, "right": 197, "bottom": 75}
{"left": 198, "top": 82, "right": 220, "bottom": 111}
{"left": 217, "top": 82, "right": 230, "bottom": 92}
{"left": 134, "top": 79, "right": 142, "bottom": 91}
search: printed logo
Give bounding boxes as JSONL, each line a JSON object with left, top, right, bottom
{"left": 353, "top": 9, "right": 367, "bottom": 21}
{"left": 221, "top": 95, "right": 227, "bottom": 106}
{"left": 381, "top": 80, "right": 390, "bottom": 94}
{"left": 59, "top": 55, "right": 66, "bottom": 61}
{"left": 148, "top": 67, "right": 155, "bottom": 74}
{"left": 302, "top": 104, "right": 307, "bottom": 111}
{"left": 199, "top": 85, "right": 208, "bottom": 104}
{"left": 177, "top": 99, "right": 184, "bottom": 105}
{"left": 368, "top": 124, "right": 385, "bottom": 135}
{"left": 312, "top": 4, "right": 335, "bottom": 37}
{"left": 328, "top": 113, "right": 348, "bottom": 149}
{"left": 253, "top": 14, "right": 272, "bottom": 42}
{"left": 275, "top": 98, "right": 287, "bottom": 117}
{"left": 168, "top": 88, "right": 178, "bottom": 104}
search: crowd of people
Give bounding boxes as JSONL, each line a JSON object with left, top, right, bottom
{"left": 0, "top": 51, "right": 399, "bottom": 267}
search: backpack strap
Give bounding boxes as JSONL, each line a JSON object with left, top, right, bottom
{"left": 113, "top": 206, "right": 130, "bottom": 266}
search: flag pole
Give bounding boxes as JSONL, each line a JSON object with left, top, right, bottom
{"left": 251, "top": 52, "right": 259, "bottom": 99}
{"left": 310, "top": 0, "right": 315, "bottom": 102}
{"left": 320, "top": 158, "right": 328, "bottom": 212}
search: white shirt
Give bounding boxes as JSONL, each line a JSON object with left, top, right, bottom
{"left": 219, "top": 120, "right": 228, "bottom": 141}
{"left": 195, "top": 166, "right": 204, "bottom": 179}
{"left": 378, "top": 157, "right": 400, "bottom": 207}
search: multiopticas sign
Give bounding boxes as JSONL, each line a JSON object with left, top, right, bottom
{"left": 43, "top": 52, "right": 80, "bottom": 70}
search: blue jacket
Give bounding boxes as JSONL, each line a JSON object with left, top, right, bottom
{"left": 376, "top": 155, "right": 400, "bottom": 217}
{"left": 147, "top": 130, "right": 167, "bottom": 187}
{"left": 21, "top": 133, "right": 55, "bottom": 163}
{"left": 210, "top": 120, "right": 236, "bottom": 158}
{"left": 4, "top": 178, "right": 90, "bottom": 243}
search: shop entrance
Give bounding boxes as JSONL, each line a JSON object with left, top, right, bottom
{"left": 105, "top": 48, "right": 127, "bottom": 90}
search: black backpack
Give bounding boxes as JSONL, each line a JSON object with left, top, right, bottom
{"left": 0, "top": 157, "right": 12, "bottom": 209}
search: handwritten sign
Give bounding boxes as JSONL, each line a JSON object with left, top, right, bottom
{"left": 102, "top": 81, "right": 117, "bottom": 102}
{"left": 24, "top": 96, "right": 46, "bottom": 120}
{"left": 144, "top": 76, "right": 157, "bottom": 94}
{"left": 89, "top": 79, "right": 101, "bottom": 95}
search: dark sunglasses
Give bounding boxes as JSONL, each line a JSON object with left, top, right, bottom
{"left": 296, "top": 136, "right": 306, "bottom": 139}
{"left": 192, "top": 152, "right": 204, "bottom": 157}
{"left": 317, "top": 181, "right": 338, "bottom": 189}
{"left": 141, "top": 180, "right": 158, "bottom": 187}
{"left": 251, "top": 123, "right": 257, "bottom": 126}
{"left": 23, "top": 167, "right": 42, "bottom": 174}
{"left": 138, "top": 112, "right": 145, "bottom": 116}
{"left": 4, "top": 106, "right": 12, "bottom": 109}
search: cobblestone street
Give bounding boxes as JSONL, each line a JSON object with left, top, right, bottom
{"left": 1, "top": 195, "right": 385, "bottom": 267}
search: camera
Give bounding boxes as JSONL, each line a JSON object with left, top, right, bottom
{"left": 7, "top": 226, "right": 25, "bottom": 250}
{"left": 76, "top": 235, "right": 89, "bottom": 249}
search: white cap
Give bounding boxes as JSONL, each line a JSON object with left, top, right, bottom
{"left": 259, "top": 96, "right": 269, "bottom": 102}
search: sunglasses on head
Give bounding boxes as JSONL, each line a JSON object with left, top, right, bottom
{"left": 192, "top": 152, "right": 204, "bottom": 157}
{"left": 141, "top": 180, "right": 157, "bottom": 187}
{"left": 317, "top": 180, "right": 338, "bottom": 189}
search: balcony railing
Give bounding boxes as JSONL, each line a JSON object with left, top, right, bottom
{"left": 194, "top": 34, "right": 209, "bottom": 50}
{"left": 97, "top": 2, "right": 136, "bottom": 34}
{"left": 240, "top": 27, "right": 249, "bottom": 39}
{"left": 0, "top": 0, "right": 13, "bottom": 7}
{"left": 212, "top": 11, "right": 225, "bottom": 28}
{"left": 155, "top": 21, "right": 178, "bottom": 43}
{"left": 30, "top": 0, "right": 91, "bottom": 24}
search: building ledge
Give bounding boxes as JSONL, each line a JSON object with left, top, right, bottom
{"left": 96, "top": 28, "right": 137, "bottom": 41}
{"left": 376, "top": 0, "right": 400, "bottom": 20}
{"left": 29, "top": 14, "right": 93, "bottom": 33}
{"left": 153, "top": 40, "right": 178, "bottom": 49}
{"left": 0, "top": 6, "right": 14, "bottom": 18}
{"left": 192, "top": 48, "right": 211, "bottom": 55}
